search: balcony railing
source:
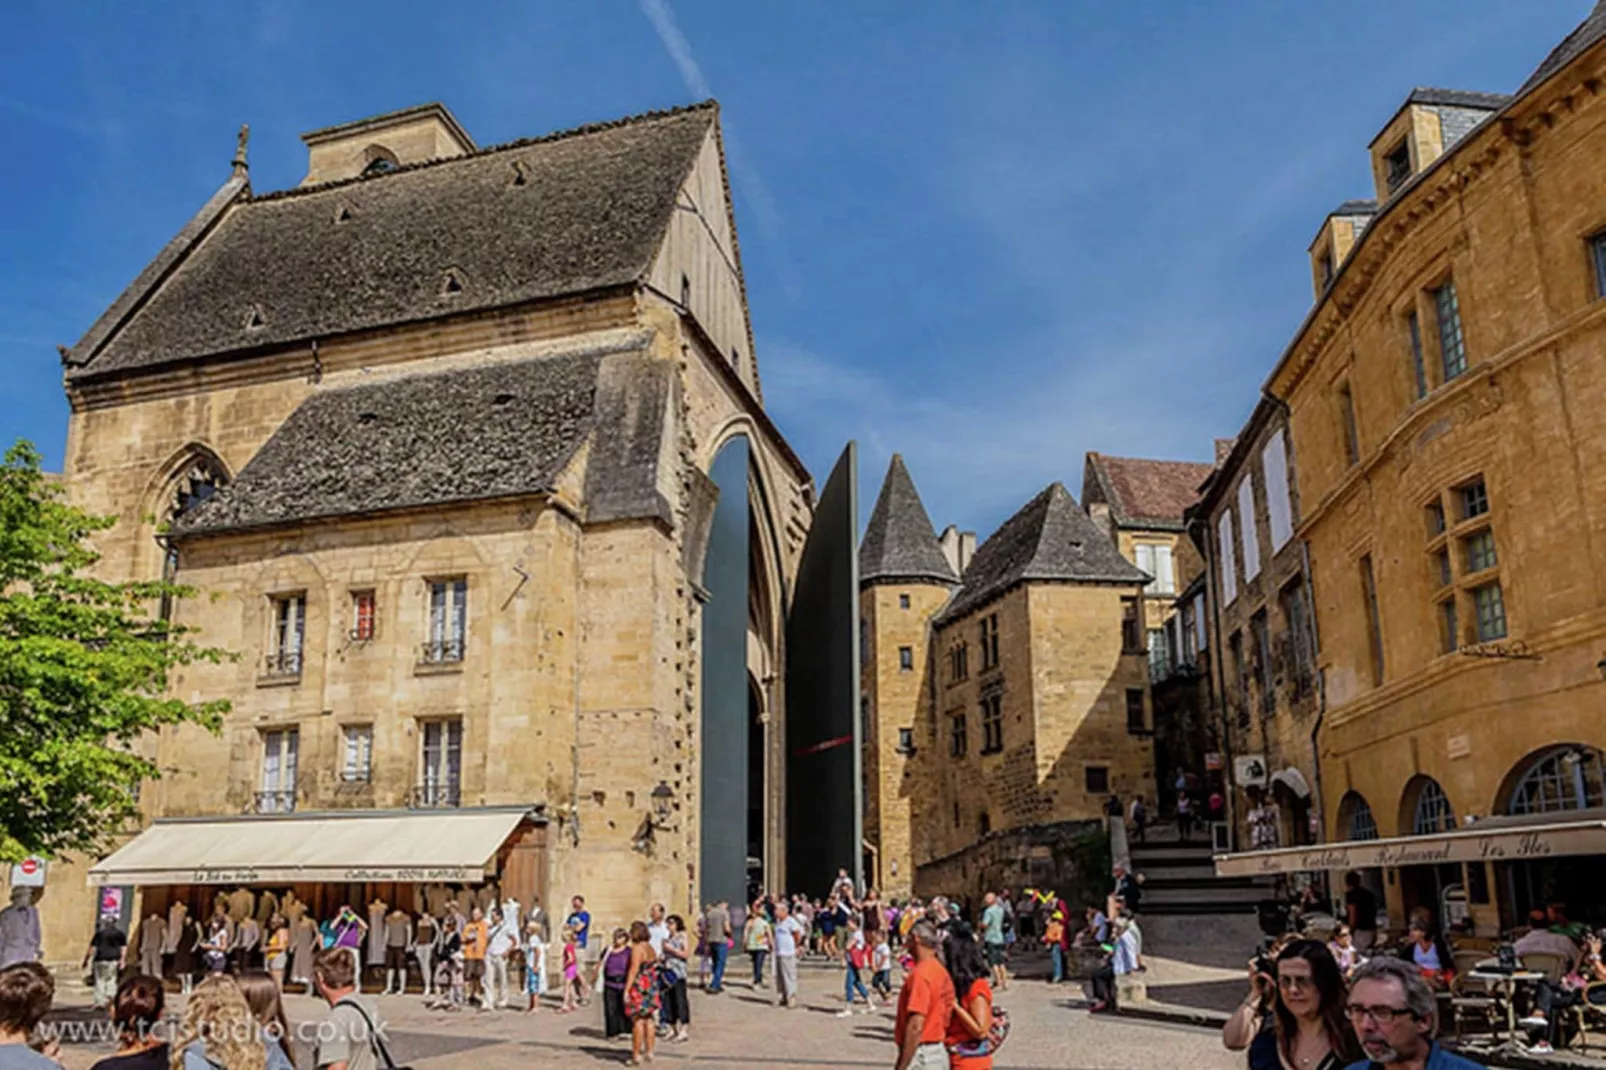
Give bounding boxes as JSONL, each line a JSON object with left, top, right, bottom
{"left": 410, "top": 782, "right": 461, "bottom": 809}
{"left": 261, "top": 649, "right": 303, "bottom": 677}
{"left": 418, "top": 638, "right": 465, "bottom": 665}
{"left": 253, "top": 789, "right": 297, "bottom": 814}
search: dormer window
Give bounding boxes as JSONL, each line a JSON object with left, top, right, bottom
{"left": 1318, "top": 245, "right": 1336, "bottom": 290}
{"left": 1384, "top": 140, "right": 1412, "bottom": 194}
{"left": 360, "top": 145, "right": 400, "bottom": 177}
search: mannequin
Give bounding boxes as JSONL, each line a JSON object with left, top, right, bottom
{"left": 282, "top": 889, "right": 307, "bottom": 927}
{"left": 424, "top": 884, "right": 452, "bottom": 918}
{"left": 138, "top": 911, "right": 167, "bottom": 978}
{"left": 289, "top": 913, "right": 319, "bottom": 997}
{"left": 256, "top": 889, "right": 280, "bottom": 928}
{"left": 499, "top": 894, "right": 521, "bottom": 943}
{"left": 413, "top": 909, "right": 440, "bottom": 998}
{"left": 381, "top": 907, "right": 413, "bottom": 995}
{"left": 0, "top": 888, "right": 41, "bottom": 968}
{"left": 474, "top": 884, "right": 497, "bottom": 915}
{"left": 164, "top": 901, "right": 188, "bottom": 978}
{"left": 227, "top": 886, "right": 255, "bottom": 923}
{"left": 173, "top": 915, "right": 200, "bottom": 995}
{"left": 232, "top": 913, "right": 261, "bottom": 972}
{"left": 368, "top": 898, "right": 388, "bottom": 971}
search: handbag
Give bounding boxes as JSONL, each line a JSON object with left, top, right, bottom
{"left": 948, "top": 1004, "right": 1010, "bottom": 1057}
{"left": 341, "top": 998, "right": 413, "bottom": 1070}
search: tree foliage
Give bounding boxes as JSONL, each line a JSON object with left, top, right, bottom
{"left": 0, "top": 441, "right": 230, "bottom": 861}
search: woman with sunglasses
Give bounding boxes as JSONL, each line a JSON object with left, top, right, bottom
{"left": 1223, "top": 939, "right": 1359, "bottom": 1070}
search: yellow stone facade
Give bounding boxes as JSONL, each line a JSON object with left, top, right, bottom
{"left": 1261, "top": 33, "right": 1606, "bottom": 929}
{"left": 17, "top": 105, "right": 813, "bottom": 967}
{"left": 859, "top": 582, "right": 950, "bottom": 900}
{"left": 911, "top": 583, "right": 1153, "bottom": 896}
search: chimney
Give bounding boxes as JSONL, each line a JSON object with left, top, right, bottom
{"left": 939, "top": 525, "right": 976, "bottom": 579}
{"left": 299, "top": 103, "right": 476, "bottom": 186}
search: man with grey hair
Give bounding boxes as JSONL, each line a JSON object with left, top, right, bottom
{"left": 1343, "top": 956, "right": 1480, "bottom": 1069}
{"left": 772, "top": 901, "right": 805, "bottom": 1007}
{"left": 894, "top": 921, "right": 954, "bottom": 1070}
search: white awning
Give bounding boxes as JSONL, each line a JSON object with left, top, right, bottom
{"left": 1214, "top": 812, "right": 1606, "bottom": 878}
{"left": 88, "top": 807, "right": 537, "bottom": 886}
{"left": 1270, "top": 768, "right": 1312, "bottom": 799}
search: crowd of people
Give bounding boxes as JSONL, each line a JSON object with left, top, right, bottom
{"left": 0, "top": 946, "right": 390, "bottom": 1070}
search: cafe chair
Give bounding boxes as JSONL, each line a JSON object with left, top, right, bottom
{"left": 1521, "top": 952, "right": 1569, "bottom": 983}
{"left": 1449, "top": 951, "right": 1504, "bottom": 1042}
{"left": 1570, "top": 981, "right": 1606, "bottom": 1052}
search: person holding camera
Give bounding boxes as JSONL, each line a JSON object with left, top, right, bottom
{"left": 1223, "top": 939, "right": 1359, "bottom": 1070}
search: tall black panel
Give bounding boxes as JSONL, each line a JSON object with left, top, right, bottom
{"left": 699, "top": 436, "right": 750, "bottom": 908}
{"left": 784, "top": 442, "right": 861, "bottom": 896}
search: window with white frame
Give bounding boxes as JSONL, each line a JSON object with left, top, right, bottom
{"left": 417, "top": 718, "right": 463, "bottom": 807}
{"left": 267, "top": 594, "right": 306, "bottom": 676}
{"left": 424, "top": 578, "right": 468, "bottom": 663}
{"left": 1262, "top": 430, "right": 1294, "bottom": 551}
{"left": 1238, "top": 479, "right": 1261, "bottom": 580}
{"left": 1193, "top": 591, "right": 1209, "bottom": 654}
{"left": 1217, "top": 512, "right": 1238, "bottom": 603}
{"left": 1134, "top": 543, "right": 1175, "bottom": 596}
{"left": 341, "top": 724, "right": 373, "bottom": 782}
{"left": 259, "top": 728, "right": 298, "bottom": 812}
{"left": 1147, "top": 627, "right": 1170, "bottom": 680}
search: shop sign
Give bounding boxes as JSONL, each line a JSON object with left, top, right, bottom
{"left": 1214, "top": 820, "right": 1606, "bottom": 877}
{"left": 1233, "top": 755, "right": 1268, "bottom": 786}
{"left": 1204, "top": 752, "right": 1224, "bottom": 772}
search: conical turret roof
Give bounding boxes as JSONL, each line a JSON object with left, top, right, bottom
{"left": 859, "top": 454, "right": 959, "bottom": 586}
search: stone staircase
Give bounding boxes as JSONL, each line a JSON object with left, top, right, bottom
{"left": 1127, "top": 839, "right": 1274, "bottom": 916}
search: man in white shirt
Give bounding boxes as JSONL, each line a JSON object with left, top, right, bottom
{"left": 485, "top": 907, "right": 518, "bottom": 1009}
{"left": 647, "top": 903, "right": 669, "bottom": 954}
{"left": 772, "top": 902, "right": 805, "bottom": 1008}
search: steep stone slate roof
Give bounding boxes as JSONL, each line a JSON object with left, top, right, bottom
{"left": 859, "top": 454, "right": 958, "bottom": 586}
{"left": 1521, "top": 0, "right": 1606, "bottom": 95}
{"left": 171, "top": 340, "right": 671, "bottom": 536}
{"left": 937, "top": 483, "right": 1147, "bottom": 624}
{"left": 69, "top": 102, "right": 718, "bottom": 380}
{"left": 1082, "top": 453, "right": 1214, "bottom": 531}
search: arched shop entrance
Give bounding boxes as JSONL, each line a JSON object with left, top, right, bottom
{"left": 1495, "top": 744, "right": 1606, "bottom": 928}
{"left": 1397, "top": 776, "right": 1467, "bottom": 931}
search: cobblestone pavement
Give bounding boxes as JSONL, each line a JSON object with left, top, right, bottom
{"left": 53, "top": 956, "right": 1242, "bottom": 1070}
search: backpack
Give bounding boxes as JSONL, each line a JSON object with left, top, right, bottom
{"left": 948, "top": 1003, "right": 1010, "bottom": 1057}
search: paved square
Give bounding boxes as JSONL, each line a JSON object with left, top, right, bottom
{"left": 52, "top": 955, "right": 1242, "bottom": 1070}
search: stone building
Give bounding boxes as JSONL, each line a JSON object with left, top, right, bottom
{"left": 28, "top": 100, "right": 819, "bottom": 966}
{"left": 861, "top": 467, "right": 1156, "bottom": 902}
{"left": 1212, "top": 2, "right": 1606, "bottom": 934}
{"left": 857, "top": 456, "right": 959, "bottom": 899}
{"left": 1187, "top": 399, "right": 1319, "bottom": 850}
{"left": 1082, "top": 453, "right": 1214, "bottom": 806}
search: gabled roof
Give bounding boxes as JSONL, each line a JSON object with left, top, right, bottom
{"left": 1082, "top": 452, "right": 1214, "bottom": 532}
{"left": 1521, "top": 0, "right": 1606, "bottom": 95}
{"left": 68, "top": 102, "right": 718, "bottom": 381}
{"left": 937, "top": 483, "right": 1147, "bottom": 624}
{"left": 171, "top": 338, "right": 672, "bottom": 537}
{"left": 859, "top": 454, "right": 958, "bottom": 586}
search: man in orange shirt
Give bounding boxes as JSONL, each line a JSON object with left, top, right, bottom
{"left": 461, "top": 905, "right": 489, "bottom": 1009}
{"left": 894, "top": 920, "right": 955, "bottom": 1070}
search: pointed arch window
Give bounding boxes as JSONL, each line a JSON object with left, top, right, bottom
{"left": 158, "top": 454, "right": 229, "bottom": 622}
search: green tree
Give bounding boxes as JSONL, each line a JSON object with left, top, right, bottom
{"left": 0, "top": 441, "right": 230, "bottom": 861}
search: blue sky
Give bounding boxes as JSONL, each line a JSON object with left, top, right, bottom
{"left": 0, "top": 2, "right": 1587, "bottom": 537}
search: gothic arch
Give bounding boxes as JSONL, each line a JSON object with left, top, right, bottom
{"left": 136, "top": 443, "right": 232, "bottom": 598}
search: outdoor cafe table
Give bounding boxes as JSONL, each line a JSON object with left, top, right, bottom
{"left": 1466, "top": 969, "right": 1547, "bottom": 1040}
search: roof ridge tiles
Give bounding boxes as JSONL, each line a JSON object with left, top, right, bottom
{"left": 252, "top": 99, "right": 718, "bottom": 204}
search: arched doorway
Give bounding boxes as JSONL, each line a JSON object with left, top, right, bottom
{"left": 1336, "top": 791, "right": 1384, "bottom": 925}
{"left": 700, "top": 433, "right": 787, "bottom": 908}
{"left": 1397, "top": 776, "right": 1462, "bottom": 930}
{"left": 1496, "top": 744, "right": 1606, "bottom": 927}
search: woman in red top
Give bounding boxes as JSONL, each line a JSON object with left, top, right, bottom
{"left": 943, "top": 924, "right": 996, "bottom": 1069}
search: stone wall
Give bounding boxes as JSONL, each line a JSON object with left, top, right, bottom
{"left": 914, "top": 817, "right": 1110, "bottom": 916}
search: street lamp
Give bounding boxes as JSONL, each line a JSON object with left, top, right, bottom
{"left": 651, "top": 781, "right": 675, "bottom": 826}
